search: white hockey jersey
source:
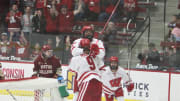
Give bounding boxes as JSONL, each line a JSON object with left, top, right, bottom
{"left": 102, "top": 66, "right": 132, "bottom": 95}
{"left": 68, "top": 54, "right": 101, "bottom": 86}
{"left": 71, "top": 38, "right": 105, "bottom": 68}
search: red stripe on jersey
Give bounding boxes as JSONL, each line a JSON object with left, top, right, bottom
{"left": 99, "top": 65, "right": 106, "bottom": 71}
{"left": 77, "top": 82, "right": 89, "bottom": 101}
{"left": 78, "top": 72, "right": 100, "bottom": 86}
{"left": 69, "top": 69, "right": 77, "bottom": 74}
{"left": 103, "top": 85, "right": 115, "bottom": 94}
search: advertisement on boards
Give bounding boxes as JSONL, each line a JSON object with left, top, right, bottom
{"left": 0, "top": 61, "right": 180, "bottom": 101}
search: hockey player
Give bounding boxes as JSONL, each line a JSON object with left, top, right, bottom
{"left": 69, "top": 38, "right": 102, "bottom": 101}
{"left": 71, "top": 25, "right": 105, "bottom": 100}
{"left": 71, "top": 25, "right": 105, "bottom": 66}
{"left": 102, "top": 56, "right": 134, "bottom": 101}
{"left": 33, "top": 44, "right": 62, "bottom": 78}
{"left": 33, "top": 44, "right": 66, "bottom": 101}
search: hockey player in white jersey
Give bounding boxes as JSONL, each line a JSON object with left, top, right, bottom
{"left": 71, "top": 25, "right": 105, "bottom": 68}
{"left": 69, "top": 38, "right": 102, "bottom": 101}
{"left": 102, "top": 56, "right": 134, "bottom": 101}
{"left": 71, "top": 25, "right": 105, "bottom": 100}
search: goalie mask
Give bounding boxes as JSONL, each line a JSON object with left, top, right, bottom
{"left": 81, "top": 26, "right": 94, "bottom": 41}
{"left": 109, "top": 56, "right": 119, "bottom": 72}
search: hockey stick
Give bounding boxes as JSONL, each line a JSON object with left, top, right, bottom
{"left": 6, "top": 89, "right": 18, "bottom": 101}
{"left": 100, "top": 0, "right": 121, "bottom": 35}
{"left": 127, "top": 19, "right": 132, "bottom": 75}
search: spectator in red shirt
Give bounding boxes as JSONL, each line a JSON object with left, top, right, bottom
{"left": 0, "top": 32, "right": 13, "bottom": 57}
{"left": 82, "top": 0, "right": 101, "bottom": 21}
{"left": 13, "top": 33, "right": 29, "bottom": 60}
{"left": 6, "top": 4, "right": 22, "bottom": 41}
{"left": 57, "top": 0, "right": 74, "bottom": 11}
{"left": 44, "top": 3, "right": 59, "bottom": 34}
{"left": 98, "top": 0, "right": 121, "bottom": 22}
{"left": 35, "top": 0, "right": 47, "bottom": 9}
{"left": 58, "top": 1, "right": 82, "bottom": 33}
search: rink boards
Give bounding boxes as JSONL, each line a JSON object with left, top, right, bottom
{"left": 0, "top": 61, "right": 180, "bottom": 101}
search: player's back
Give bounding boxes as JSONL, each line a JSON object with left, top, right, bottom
{"left": 69, "top": 54, "right": 101, "bottom": 85}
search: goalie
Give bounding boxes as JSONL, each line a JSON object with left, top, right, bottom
{"left": 102, "top": 56, "right": 134, "bottom": 101}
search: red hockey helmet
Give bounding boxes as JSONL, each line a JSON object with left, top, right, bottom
{"left": 81, "top": 26, "right": 93, "bottom": 34}
{"left": 109, "top": 56, "right": 119, "bottom": 71}
{"left": 109, "top": 56, "right": 119, "bottom": 62}
{"left": 42, "top": 44, "right": 52, "bottom": 51}
{"left": 80, "top": 38, "right": 90, "bottom": 48}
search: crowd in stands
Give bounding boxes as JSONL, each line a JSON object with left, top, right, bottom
{"left": 137, "top": 14, "right": 180, "bottom": 71}
{"left": 0, "top": 0, "right": 138, "bottom": 60}
{"left": 1, "top": 0, "right": 179, "bottom": 72}
{"left": 137, "top": 41, "right": 180, "bottom": 72}
{"left": 4, "top": 0, "right": 138, "bottom": 34}
{"left": 167, "top": 13, "right": 180, "bottom": 42}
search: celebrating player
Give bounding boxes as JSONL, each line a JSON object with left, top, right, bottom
{"left": 102, "top": 56, "right": 134, "bottom": 101}
{"left": 71, "top": 25, "right": 105, "bottom": 67}
{"left": 71, "top": 25, "right": 105, "bottom": 100}
{"left": 33, "top": 44, "right": 62, "bottom": 78}
{"left": 69, "top": 38, "right": 102, "bottom": 101}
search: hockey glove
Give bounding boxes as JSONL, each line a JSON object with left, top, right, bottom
{"left": 57, "top": 76, "right": 65, "bottom": 83}
{"left": 90, "top": 44, "right": 99, "bottom": 58}
{"left": 32, "top": 71, "right": 39, "bottom": 77}
{"left": 126, "top": 83, "right": 134, "bottom": 92}
{"left": 115, "top": 87, "right": 124, "bottom": 97}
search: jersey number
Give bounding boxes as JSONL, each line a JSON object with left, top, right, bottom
{"left": 86, "top": 56, "right": 96, "bottom": 70}
{"left": 110, "top": 78, "right": 121, "bottom": 87}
